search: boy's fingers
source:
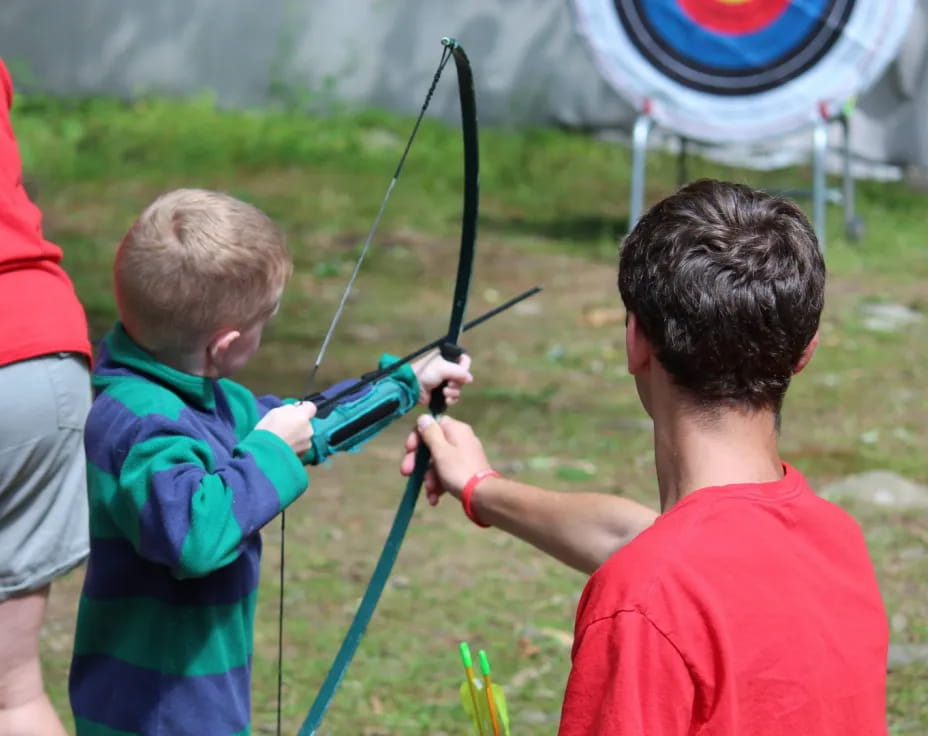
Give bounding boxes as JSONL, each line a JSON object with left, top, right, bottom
{"left": 441, "top": 360, "right": 473, "bottom": 384}
{"left": 298, "top": 401, "right": 318, "bottom": 419}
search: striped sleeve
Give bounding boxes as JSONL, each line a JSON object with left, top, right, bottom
{"left": 85, "top": 392, "right": 307, "bottom": 579}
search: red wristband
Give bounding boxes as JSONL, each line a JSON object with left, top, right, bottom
{"left": 461, "top": 469, "right": 500, "bottom": 528}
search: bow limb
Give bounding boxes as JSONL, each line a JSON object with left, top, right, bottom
{"left": 435, "top": 37, "right": 479, "bottom": 367}
{"left": 297, "top": 38, "right": 479, "bottom": 736}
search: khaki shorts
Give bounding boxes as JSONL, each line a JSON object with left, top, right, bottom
{"left": 0, "top": 353, "right": 91, "bottom": 600}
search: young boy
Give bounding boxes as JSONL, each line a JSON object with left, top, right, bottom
{"left": 68, "top": 188, "right": 472, "bottom": 736}
{"left": 404, "top": 180, "right": 888, "bottom": 735}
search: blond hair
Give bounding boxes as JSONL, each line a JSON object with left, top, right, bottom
{"left": 114, "top": 189, "right": 292, "bottom": 352}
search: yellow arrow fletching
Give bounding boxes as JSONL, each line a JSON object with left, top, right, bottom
{"left": 459, "top": 678, "right": 510, "bottom": 735}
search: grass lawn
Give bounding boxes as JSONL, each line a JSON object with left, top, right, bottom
{"left": 12, "top": 92, "right": 928, "bottom": 734}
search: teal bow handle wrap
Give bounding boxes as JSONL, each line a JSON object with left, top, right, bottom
{"left": 301, "top": 354, "right": 419, "bottom": 466}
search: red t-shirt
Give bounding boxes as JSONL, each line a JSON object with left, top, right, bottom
{"left": 0, "top": 57, "right": 90, "bottom": 367}
{"left": 560, "top": 463, "right": 888, "bottom": 735}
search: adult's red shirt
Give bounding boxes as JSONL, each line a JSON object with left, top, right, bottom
{"left": 560, "top": 463, "right": 888, "bottom": 735}
{"left": 0, "top": 58, "right": 90, "bottom": 367}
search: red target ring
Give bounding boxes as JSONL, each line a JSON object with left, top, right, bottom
{"left": 678, "top": 0, "right": 792, "bottom": 35}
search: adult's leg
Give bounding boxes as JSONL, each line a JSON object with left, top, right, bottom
{"left": 0, "top": 355, "right": 91, "bottom": 736}
{"left": 0, "top": 587, "right": 68, "bottom": 736}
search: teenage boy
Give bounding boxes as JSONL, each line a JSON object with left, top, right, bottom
{"left": 404, "top": 180, "right": 888, "bottom": 735}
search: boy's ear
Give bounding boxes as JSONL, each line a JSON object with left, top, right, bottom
{"left": 625, "top": 312, "right": 652, "bottom": 375}
{"left": 793, "top": 331, "right": 820, "bottom": 374}
{"left": 206, "top": 328, "right": 241, "bottom": 369}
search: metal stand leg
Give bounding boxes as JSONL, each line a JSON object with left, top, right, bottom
{"left": 624, "top": 103, "right": 863, "bottom": 251}
{"left": 812, "top": 116, "right": 828, "bottom": 252}
{"left": 837, "top": 112, "right": 865, "bottom": 241}
{"left": 629, "top": 110, "right": 653, "bottom": 231}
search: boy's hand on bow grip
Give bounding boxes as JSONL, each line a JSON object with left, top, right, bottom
{"left": 411, "top": 351, "right": 473, "bottom": 407}
{"left": 255, "top": 401, "right": 317, "bottom": 457}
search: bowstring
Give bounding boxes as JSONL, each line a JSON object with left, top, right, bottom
{"left": 302, "top": 43, "right": 453, "bottom": 397}
{"left": 274, "top": 43, "right": 454, "bottom": 735}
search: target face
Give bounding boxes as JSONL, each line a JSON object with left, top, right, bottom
{"left": 574, "top": 0, "right": 913, "bottom": 141}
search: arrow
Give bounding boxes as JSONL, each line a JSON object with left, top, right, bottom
{"left": 309, "top": 285, "right": 541, "bottom": 412}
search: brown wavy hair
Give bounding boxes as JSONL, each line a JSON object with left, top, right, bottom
{"left": 618, "top": 179, "right": 825, "bottom": 413}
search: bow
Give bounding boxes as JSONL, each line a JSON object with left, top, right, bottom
{"left": 293, "top": 38, "right": 480, "bottom": 735}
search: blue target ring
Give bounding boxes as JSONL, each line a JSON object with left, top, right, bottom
{"left": 652, "top": 0, "right": 829, "bottom": 68}
{"left": 615, "top": 0, "right": 855, "bottom": 94}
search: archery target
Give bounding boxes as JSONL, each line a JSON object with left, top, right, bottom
{"left": 573, "top": 0, "right": 914, "bottom": 142}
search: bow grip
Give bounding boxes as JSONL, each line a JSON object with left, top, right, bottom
{"left": 427, "top": 341, "right": 465, "bottom": 415}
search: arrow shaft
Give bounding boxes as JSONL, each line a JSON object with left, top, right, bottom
{"left": 310, "top": 285, "right": 541, "bottom": 411}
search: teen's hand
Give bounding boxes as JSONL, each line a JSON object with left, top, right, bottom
{"left": 255, "top": 401, "right": 317, "bottom": 456}
{"left": 400, "top": 414, "right": 491, "bottom": 506}
{"left": 411, "top": 352, "right": 473, "bottom": 406}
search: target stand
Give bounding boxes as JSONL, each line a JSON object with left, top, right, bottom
{"left": 574, "top": 0, "right": 913, "bottom": 252}
{"left": 629, "top": 99, "right": 865, "bottom": 251}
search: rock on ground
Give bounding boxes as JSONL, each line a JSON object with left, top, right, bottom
{"left": 819, "top": 470, "right": 928, "bottom": 510}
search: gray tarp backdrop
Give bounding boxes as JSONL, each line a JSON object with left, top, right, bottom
{"left": 1, "top": 0, "right": 927, "bottom": 176}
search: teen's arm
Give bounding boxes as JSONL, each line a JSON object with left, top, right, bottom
{"left": 403, "top": 415, "right": 658, "bottom": 574}
{"left": 463, "top": 476, "right": 656, "bottom": 575}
